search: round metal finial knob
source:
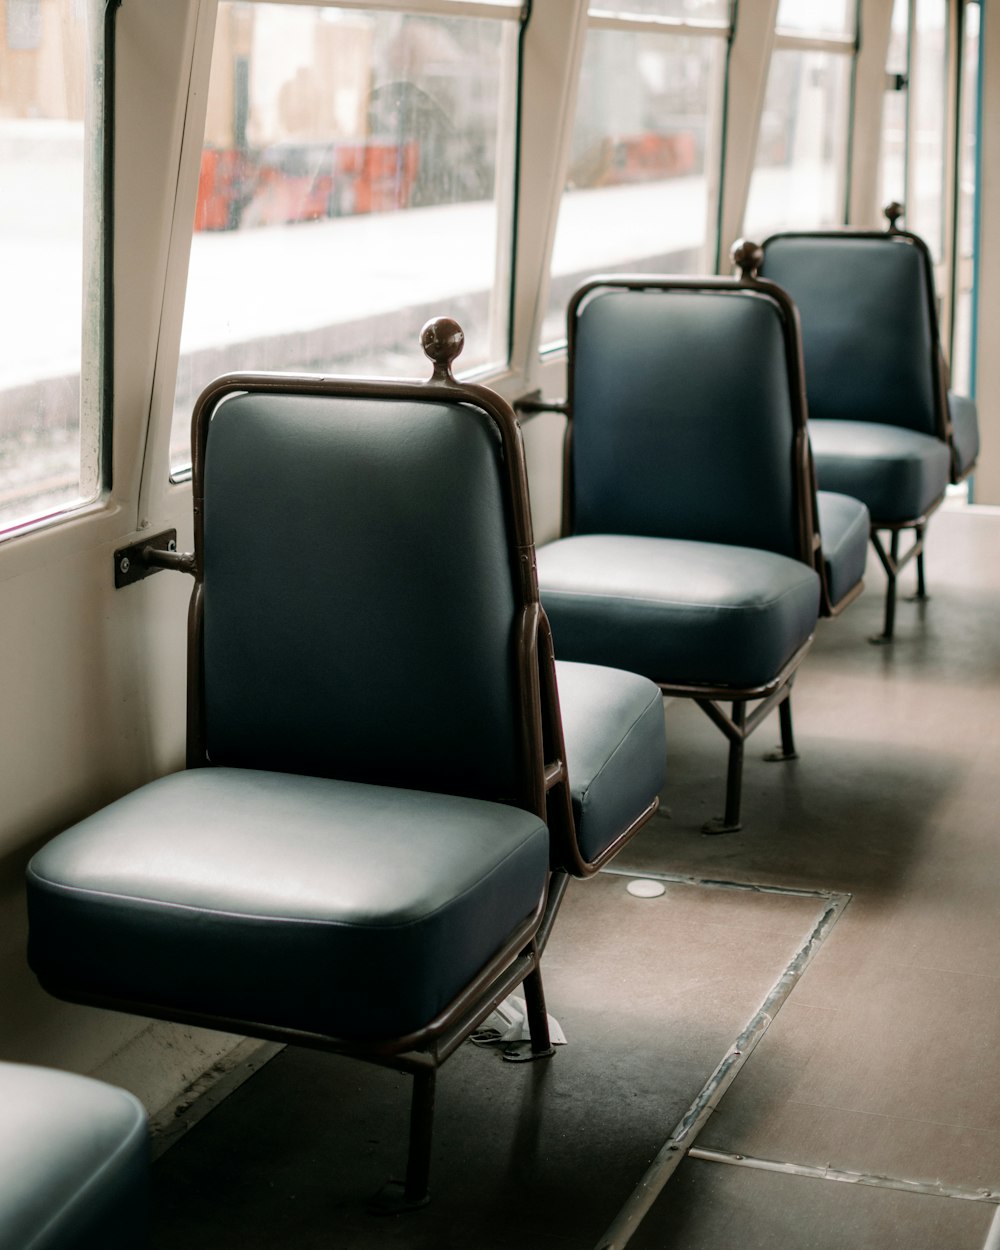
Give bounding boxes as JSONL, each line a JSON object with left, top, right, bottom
{"left": 884, "top": 200, "right": 904, "bottom": 231}
{"left": 731, "top": 238, "right": 763, "bottom": 281}
{"left": 420, "top": 317, "right": 464, "bottom": 382}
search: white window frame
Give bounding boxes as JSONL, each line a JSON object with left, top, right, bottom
{"left": 0, "top": 0, "right": 110, "bottom": 543}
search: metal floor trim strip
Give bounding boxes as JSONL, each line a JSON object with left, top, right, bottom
{"left": 687, "top": 1145, "right": 1000, "bottom": 1204}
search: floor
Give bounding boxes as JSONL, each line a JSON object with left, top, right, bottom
{"left": 151, "top": 504, "right": 1000, "bottom": 1249}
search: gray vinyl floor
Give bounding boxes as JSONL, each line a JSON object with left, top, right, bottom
{"left": 150, "top": 503, "right": 1000, "bottom": 1250}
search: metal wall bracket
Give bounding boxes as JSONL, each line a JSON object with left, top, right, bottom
{"left": 114, "top": 529, "right": 182, "bottom": 588}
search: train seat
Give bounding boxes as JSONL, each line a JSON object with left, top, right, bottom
{"left": 759, "top": 205, "right": 976, "bottom": 639}
{"left": 527, "top": 255, "right": 866, "bottom": 834}
{"left": 0, "top": 1062, "right": 148, "bottom": 1250}
{"left": 25, "top": 319, "right": 664, "bottom": 1211}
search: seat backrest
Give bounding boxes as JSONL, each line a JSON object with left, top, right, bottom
{"left": 759, "top": 232, "right": 941, "bottom": 437}
{"left": 195, "top": 375, "right": 528, "bottom": 804}
{"left": 568, "top": 281, "right": 810, "bottom": 561}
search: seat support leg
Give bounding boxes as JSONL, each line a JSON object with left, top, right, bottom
{"left": 871, "top": 522, "right": 932, "bottom": 642}
{"left": 501, "top": 961, "right": 556, "bottom": 1064}
{"left": 911, "top": 525, "right": 928, "bottom": 600}
{"left": 724, "top": 701, "right": 746, "bottom": 830}
{"left": 881, "top": 529, "right": 899, "bottom": 642}
{"left": 779, "top": 693, "right": 796, "bottom": 757}
{"left": 763, "top": 689, "right": 798, "bottom": 762}
{"left": 404, "top": 1068, "right": 436, "bottom": 1207}
{"left": 702, "top": 701, "right": 746, "bottom": 835}
{"left": 522, "top": 965, "right": 555, "bottom": 1057}
{"left": 694, "top": 668, "right": 803, "bottom": 834}
{"left": 370, "top": 1067, "right": 436, "bottom": 1213}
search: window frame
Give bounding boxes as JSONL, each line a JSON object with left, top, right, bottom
{"left": 0, "top": 0, "right": 114, "bottom": 543}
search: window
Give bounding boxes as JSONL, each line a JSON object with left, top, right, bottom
{"left": 879, "top": 0, "right": 909, "bottom": 211}
{"left": 877, "top": 0, "right": 949, "bottom": 263}
{"left": 744, "top": 49, "right": 852, "bottom": 240}
{"left": 0, "top": 0, "right": 104, "bottom": 532}
{"left": 170, "top": 2, "right": 519, "bottom": 471}
{"left": 744, "top": 0, "right": 856, "bottom": 241}
{"left": 543, "top": 2, "right": 730, "bottom": 346}
{"left": 589, "top": 1, "right": 729, "bottom": 17}
{"left": 774, "top": 0, "right": 853, "bottom": 38}
{"left": 909, "top": 0, "right": 947, "bottom": 261}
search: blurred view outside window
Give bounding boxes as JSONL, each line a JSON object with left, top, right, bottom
{"left": 171, "top": 3, "right": 518, "bottom": 470}
{"left": 590, "top": 1, "right": 729, "bottom": 17}
{"left": 775, "top": 0, "right": 854, "bottom": 37}
{"left": 879, "top": 0, "right": 909, "bottom": 211}
{"left": 0, "top": 0, "right": 103, "bottom": 532}
{"left": 909, "top": 0, "right": 947, "bottom": 261}
{"left": 744, "top": 47, "right": 853, "bottom": 241}
{"left": 543, "top": 6, "right": 728, "bottom": 347}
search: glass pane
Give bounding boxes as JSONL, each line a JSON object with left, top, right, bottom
{"left": 879, "top": 0, "right": 909, "bottom": 210}
{"left": 880, "top": 88, "right": 907, "bottom": 210}
{"left": 0, "top": 0, "right": 103, "bottom": 531}
{"left": 171, "top": 4, "right": 517, "bottom": 470}
{"left": 544, "top": 29, "right": 725, "bottom": 345}
{"left": 775, "top": 0, "right": 854, "bottom": 38}
{"left": 590, "top": 0, "right": 730, "bottom": 20}
{"left": 909, "top": 0, "right": 947, "bottom": 261}
{"left": 744, "top": 49, "right": 852, "bottom": 241}
{"left": 886, "top": 0, "right": 908, "bottom": 73}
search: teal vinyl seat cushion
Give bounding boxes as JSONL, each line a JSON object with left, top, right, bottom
{"left": 815, "top": 490, "right": 870, "bottom": 608}
{"left": 0, "top": 1062, "right": 147, "bottom": 1250}
{"left": 809, "top": 420, "right": 950, "bottom": 524}
{"left": 539, "top": 535, "right": 820, "bottom": 692}
{"left": 948, "top": 391, "right": 980, "bottom": 480}
{"left": 27, "top": 768, "right": 550, "bottom": 1043}
{"left": 555, "top": 661, "right": 665, "bottom": 864}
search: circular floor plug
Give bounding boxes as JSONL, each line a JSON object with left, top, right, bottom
{"left": 626, "top": 878, "right": 666, "bottom": 898}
